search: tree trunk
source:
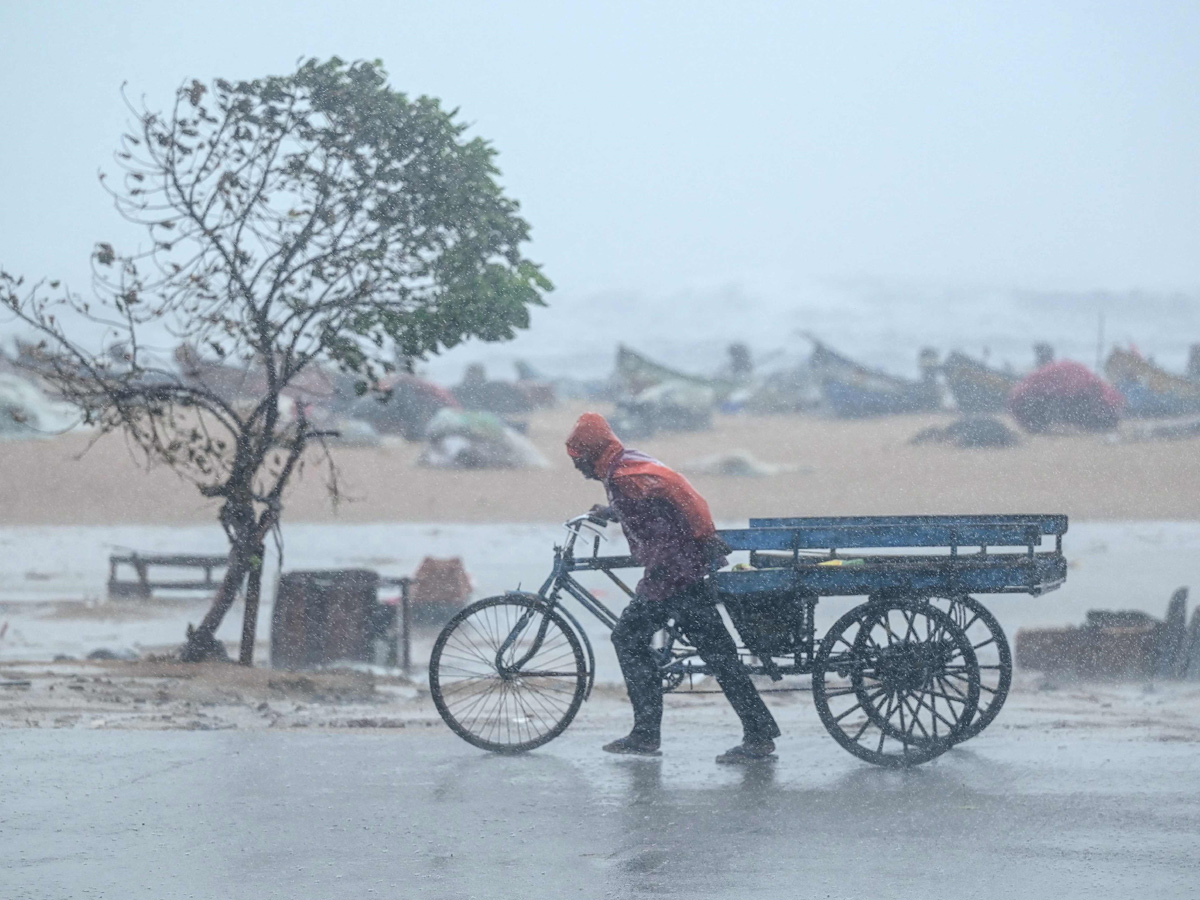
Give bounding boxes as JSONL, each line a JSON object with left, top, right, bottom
{"left": 179, "top": 545, "right": 250, "bottom": 662}
{"left": 180, "top": 493, "right": 258, "bottom": 662}
{"left": 182, "top": 433, "right": 297, "bottom": 665}
{"left": 239, "top": 546, "right": 265, "bottom": 666}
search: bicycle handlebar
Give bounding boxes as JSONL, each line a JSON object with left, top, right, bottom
{"left": 565, "top": 513, "right": 610, "bottom": 529}
{"left": 561, "top": 513, "right": 611, "bottom": 555}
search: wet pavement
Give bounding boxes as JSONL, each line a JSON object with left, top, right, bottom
{"left": 2, "top": 718, "right": 1198, "bottom": 899}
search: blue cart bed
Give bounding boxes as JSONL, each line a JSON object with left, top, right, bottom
{"left": 714, "top": 513, "right": 1067, "bottom": 598}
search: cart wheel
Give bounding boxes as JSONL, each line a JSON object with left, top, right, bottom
{"left": 923, "top": 595, "right": 1012, "bottom": 742}
{"left": 813, "top": 600, "right": 980, "bottom": 767}
{"left": 429, "top": 595, "right": 588, "bottom": 753}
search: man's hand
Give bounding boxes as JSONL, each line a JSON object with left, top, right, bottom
{"left": 702, "top": 534, "right": 732, "bottom": 564}
{"left": 588, "top": 504, "right": 617, "bottom": 523}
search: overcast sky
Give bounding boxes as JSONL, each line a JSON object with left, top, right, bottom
{"left": 2, "top": 1, "right": 1198, "bottom": 370}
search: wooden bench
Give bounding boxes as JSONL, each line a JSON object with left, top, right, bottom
{"left": 107, "top": 553, "right": 229, "bottom": 600}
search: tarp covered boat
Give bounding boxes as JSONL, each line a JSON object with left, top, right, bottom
{"left": 1104, "top": 347, "right": 1200, "bottom": 418}
{"left": 942, "top": 351, "right": 1019, "bottom": 414}
{"left": 809, "top": 338, "right": 942, "bottom": 417}
{"left": 1009, "top": 361, "right": 1123, "bottom": 433}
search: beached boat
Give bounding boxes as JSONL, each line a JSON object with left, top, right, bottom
{"left": 942, "top": 351, "right": 1020, "bottom": 414}
{"left": 1104, "top": 347, "right": 1200, "bottom": 418}
{"left": 614, "top": 345, "right": 736, "bottom": 399}
{"left": 809, "top": 338, "right": 942, "bottom": 417}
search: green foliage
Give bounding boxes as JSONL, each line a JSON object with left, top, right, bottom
{"left": 109, "top": 56, "right": 550, "bottom": 379}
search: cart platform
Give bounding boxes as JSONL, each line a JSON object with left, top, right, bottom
{"left": 715, "top": 513, "right": 1067, "bottom": 597}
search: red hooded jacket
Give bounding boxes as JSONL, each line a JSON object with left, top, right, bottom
{"left": 567, "top": 413, "right": 723, "bottom": 601}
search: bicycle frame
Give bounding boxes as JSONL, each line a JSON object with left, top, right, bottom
{"left": 534, "top": 517, "right": 635, "bottom": 631}
{"left": 490, "top": 517, "right": 632, "bottom": 698}
{"left": 511, "top": 516, "right": 804, "bottom": 694}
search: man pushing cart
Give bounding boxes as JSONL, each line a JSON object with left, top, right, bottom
{"left": 428, "top": 415, "right": 1068, "bottom": 768}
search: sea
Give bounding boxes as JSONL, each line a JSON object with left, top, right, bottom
{"left": 420, "top": 278, "right": 1200, "bottom": 386}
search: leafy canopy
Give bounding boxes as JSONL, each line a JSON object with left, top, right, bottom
{"left": 108, "top": 55, "right": 550, "bottom": 380}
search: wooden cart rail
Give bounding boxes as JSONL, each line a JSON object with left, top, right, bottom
{"left": 746, "top": 514, "right": 1067, "bottom": 550}
{"left": 732, "top": 514, "right": 1065, "bottom": 551}
{"left": 748, "top": 513, "right": 1068, "bottom": 531}
{"left": 724, "top": 523, "right": 1046, "bottom": 553}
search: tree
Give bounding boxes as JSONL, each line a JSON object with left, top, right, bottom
{"left": 0, "top": 58, "right": 550, "bottom": 662}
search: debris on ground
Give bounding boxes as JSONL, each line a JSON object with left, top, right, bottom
{"left": 85, "top": 647, "right": 140, "bottom": 661}
{"left": 910, "top": 416, "right": 1021, "bottom": 448}
{"left": 1016, "top": 587, "right": 1200, "bottom": 679}
{"left": 1117, "top": 416, "right": 1200, "bottom": 443}
{"left": 0, "top": 659, "right": 427, "bottom": 731}
{"left": 681, "top": 450, "right": 809, "bottom": 477}
{"left": 178, "top": 624, "right": 233, "bottom": 663}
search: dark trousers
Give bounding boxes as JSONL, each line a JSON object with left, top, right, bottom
{"left": 611, "top": 583, "right": 781, "bottom": 744}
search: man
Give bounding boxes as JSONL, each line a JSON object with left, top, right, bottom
{"left": 565, "top": 412, "right": 781, "bottom": 763}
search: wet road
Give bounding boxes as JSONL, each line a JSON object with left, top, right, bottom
{"left": 2, "top": 721, "right": 1198, "bottom": 900}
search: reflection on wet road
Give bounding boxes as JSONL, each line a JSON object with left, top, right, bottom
{"left": 2, "top": 725, "right": 1197, "bottom": 899}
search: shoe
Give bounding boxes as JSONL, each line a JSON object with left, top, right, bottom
{"left": 602, "top": 735, "right": 662, "bottom": 756}
{"left": 715, "top": 739, "right": 776, "bottom": 764}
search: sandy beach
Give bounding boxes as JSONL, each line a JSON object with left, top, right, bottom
{"left": 0, "top": 403, "right": 1196, "bottom": 526}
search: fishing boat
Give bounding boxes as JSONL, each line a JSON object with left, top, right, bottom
{"left": 614, "top": 345, "right": 736, "bottom": 399}
{"left": 808, "top": 338, "right": 942, "bottom": 417}
{"left": 942, "top": 351, "right": 1020, "bottom": 414}
{"left": 1104, "top": 347, "right": 1200, "bottom": 418}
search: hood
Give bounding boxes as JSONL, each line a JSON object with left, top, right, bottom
{"left": 565, "top": 412, "right": 625, "bottom": 475}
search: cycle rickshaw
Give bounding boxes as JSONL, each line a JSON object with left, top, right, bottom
{"left": 429, "top": 513, "right": 1067, "bottom": 767}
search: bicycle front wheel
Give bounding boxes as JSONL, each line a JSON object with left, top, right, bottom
{"left": 429, "top": 595, "right": 588, "bottom": 753}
